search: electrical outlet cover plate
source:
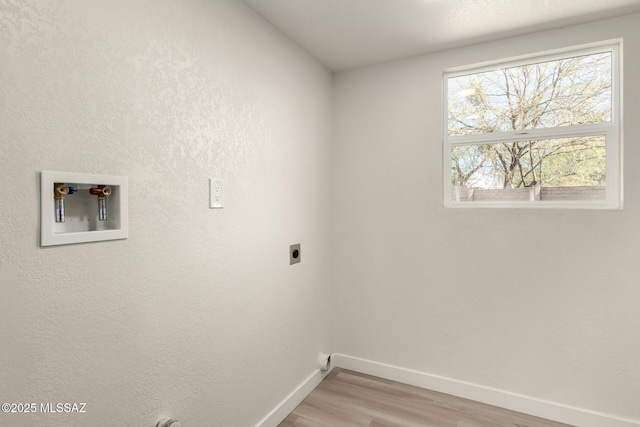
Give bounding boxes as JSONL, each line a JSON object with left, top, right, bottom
{"left": 209, "top": 178, "right": 224, "bottom": 209}
{"left": 40, "top": 171, "right": 128, "bottom": 247}
{"left": 290, "top": 243, "right": 301, "bottom": 265}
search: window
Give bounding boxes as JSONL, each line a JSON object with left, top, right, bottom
{"left": 444, "top": 42, "right": 621, "bottom": 209}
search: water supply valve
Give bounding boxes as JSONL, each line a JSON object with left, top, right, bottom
{"left": 90, "top": 185, "right": 112, "bottom": 221}
{"left": 53, "top": 182, "right": 70, "bottom": 223}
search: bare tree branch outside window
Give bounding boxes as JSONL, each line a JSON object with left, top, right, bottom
{"left": 447, "top": 52, "right": 611, "bottom": 190}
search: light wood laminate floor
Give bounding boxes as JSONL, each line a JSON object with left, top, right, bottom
{"left": 279, "top": 368, "right": 574, "bottom": 427}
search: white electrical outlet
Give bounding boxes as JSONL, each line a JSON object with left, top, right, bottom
{"left": 209, "top": 179, "right": 224, "bottom": 209}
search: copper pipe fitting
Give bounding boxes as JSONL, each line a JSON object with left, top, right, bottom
{"left": 90, "top": 185, "right": 111, "bottom": 199}
{"left": 99, "top": 185, "right": 112, "bottom": 199}
{"left": 54, "top": 183, "right": 69, "bottom": 200}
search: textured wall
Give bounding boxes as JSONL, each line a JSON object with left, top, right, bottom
{"left": 332, "top": 14, "right": 640, "bottom": 421}
{"left": 0, "top": 0, "right": 333, "bottom": 426}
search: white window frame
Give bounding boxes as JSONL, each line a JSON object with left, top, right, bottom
{"left": 443, "top": 40, "right": 622, "bottom": 209}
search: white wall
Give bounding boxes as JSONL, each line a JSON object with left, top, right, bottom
{"left": 3, "top": 1, "right": 640, "bottom": 425}
{"left": 0, "top": 0, "right": 333, "bottom": 426}
{"left": 333, "top": 13, "right": 640, "bottom": 422}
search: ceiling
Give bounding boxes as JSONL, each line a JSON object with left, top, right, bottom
{"left": 242, "top": 0, "right": 640, "bottom": 71}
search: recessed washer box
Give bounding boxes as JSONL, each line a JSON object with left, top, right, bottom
{"left": 40, "top": 171, "right": 128, "bottom": 247}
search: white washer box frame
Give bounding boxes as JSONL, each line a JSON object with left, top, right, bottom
{"left": 40, "top": 171, "right": 129, "bottom": 247}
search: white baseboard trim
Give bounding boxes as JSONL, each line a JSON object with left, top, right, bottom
{"left": 255, "top": 366, "right": 331, "bottom": 427}
{"left": 333, "top": 354, "right": 640, "bottom": 427}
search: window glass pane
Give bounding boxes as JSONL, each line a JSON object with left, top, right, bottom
{"left": 451, "top": 135, "right": 606, "bottom": 202}
{"left": 448, "top": 52, "right": 611, "bottom": 136}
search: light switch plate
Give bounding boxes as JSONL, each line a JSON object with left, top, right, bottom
{"left": 209, "top": 179, "right": 224, "bottom": 209}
